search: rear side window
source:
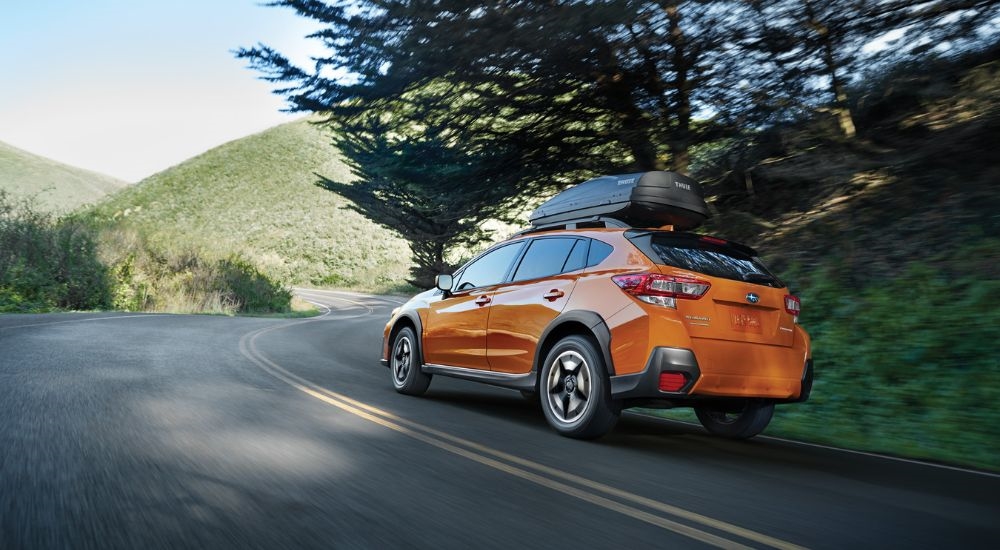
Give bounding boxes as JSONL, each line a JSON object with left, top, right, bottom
{"left": 587, "top": 240, "right": 613, "bottom": 267}
{"left": 641, "top": 234, "right": 783, "bottom": 287}
{"left": 512, "top": 238, "right": 578, "bottom": 282}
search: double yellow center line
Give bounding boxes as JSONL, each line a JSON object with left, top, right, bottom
{"left": 239, "top": 319, "right": 806, "bottom": 550}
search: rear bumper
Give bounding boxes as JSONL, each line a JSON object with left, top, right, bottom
{"left": 610, "top": 347, "right": 700, "bottom": 399}
{"left": 785, "top": 359, "right": 813, "bottom": 403}
{"left": 610, "top": 347, "right": 812, "bottom": 404}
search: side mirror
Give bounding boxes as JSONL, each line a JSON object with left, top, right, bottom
{"left": 435, "top": 274, "right": 453, "bottom": 293}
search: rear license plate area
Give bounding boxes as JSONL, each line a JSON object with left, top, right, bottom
{"left": 729, "top": 308, "right": 762, "bottom": 333}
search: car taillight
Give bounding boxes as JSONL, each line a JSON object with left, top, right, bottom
{"left": 784, "top": 294, "right": 801, "bottom": 323}
{"left": 612, "top": 273, "right": 710, "bottom": 308}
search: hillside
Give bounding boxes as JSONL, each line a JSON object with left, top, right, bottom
{"left": 87, "top": 118, "right": 413, "bottom": 291}
{"left": 0, "top": 141, "right": 128, "bottom": 213}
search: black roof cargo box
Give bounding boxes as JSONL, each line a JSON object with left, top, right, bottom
{"left": 529, "top": 171, "right": 709, "bottom": 230}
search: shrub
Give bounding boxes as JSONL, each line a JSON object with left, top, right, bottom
{"left": 0, "top": 191, "right": 292, "bottom": 315}
{"left": 97, "top": 225, "right": 291, "bottom": 315}
{"left": 771, "top": 256, "right": 1000, "bottom": 470}
{"left": 0, "top": 191, "right": 111, "bottom": 312}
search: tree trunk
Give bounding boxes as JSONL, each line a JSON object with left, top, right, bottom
{"left": 821, "top": 40, "right": 856, "bottom": 139}
{"left": 805, "top": 1, "right": 857, "bottom": 139}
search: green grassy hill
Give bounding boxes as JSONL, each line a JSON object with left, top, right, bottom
{"left": 87, "top": 118, "right": 413, "bottom": 291}
{"left": 0, "top": 141, "right": 128, "bottom": 213}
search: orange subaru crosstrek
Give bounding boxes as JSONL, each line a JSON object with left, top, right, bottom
{"left": 381, "top": 172, "right": 812, "bottom": 439}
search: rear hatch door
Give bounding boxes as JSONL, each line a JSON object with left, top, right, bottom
{"left": 627, "top": 231, "right": 795, "bottom": 347}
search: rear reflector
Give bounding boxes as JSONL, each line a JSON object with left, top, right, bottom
{"left": 659, "top": 372, "right": 688, "bottom": 392}
{"left": 612, "top": 273, "right": 710, "bottom": 308}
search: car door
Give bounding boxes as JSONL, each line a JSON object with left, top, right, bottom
{"left": 486, "top": 237, "right": 587, "bottom": 374}
{"left": 422, "top": 241, "right": 525, "bottom": 370}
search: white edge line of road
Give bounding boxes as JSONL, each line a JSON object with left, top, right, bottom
{"left": 628, "top": 411, "right": 1000, "bottom": 479}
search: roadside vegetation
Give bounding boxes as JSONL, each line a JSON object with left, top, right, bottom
{"left": 655, "top": 51, "right": 1000, "bottom": 471}
{"left": 0, "top": 191, "right": 110, "bottom": 312}
{"left": 773, "top": 257, "right": 1000, "bottom": 470}
{"left": 1, "top": 191, "right": 290, "bottom": 315}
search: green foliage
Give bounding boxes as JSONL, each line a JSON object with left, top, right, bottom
{"left": 97, "top": 226, "right": 292, "bottom": 315}
{"left": 239, "top": 1, "right": 999, "bottom": 292}
{"left": 218, "top": 256, "right": 292, "bottom": 313}
{"left": 0, "top": 191, "right": 112, "bottom": 312}
{"left": 239, "top": 1, "right": 754, "bottom": 173}
{"left": 767, "top": 251, "right": 1000, "bottom": 471}
{"left": 1, "top": 191, "right": 291, "bottom": 315}
{"left": 651, "top": 247, "right": 1000, "bottom": 471}
{"left": 323, "top": 110, "right": 548, "bottom": 287}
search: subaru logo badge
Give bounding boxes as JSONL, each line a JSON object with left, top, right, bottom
{"left": 746, "top": 293, "right": 760, "bottom": 304}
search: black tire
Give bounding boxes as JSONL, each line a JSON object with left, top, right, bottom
{"left": 390, "top": 327, "right": 431, "bottom": 396}
{"left": 539, "top": 335, "right": 619, "bottom": 439}
{"left": 694, "top": 399, "right": 774, "bottom": 439}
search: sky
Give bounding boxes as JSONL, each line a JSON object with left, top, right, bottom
{"left": 0, "top": 0, "right": 324, "bottom": 182}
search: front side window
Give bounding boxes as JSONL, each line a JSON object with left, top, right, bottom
{"left": 453, "top": 242, "right": 526, "bottom": 290}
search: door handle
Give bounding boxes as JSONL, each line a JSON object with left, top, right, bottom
{"left": 475, "top": 295, "right": 492, "bottom": 306}
{"left": 542, "top": 289, "right": 565, "bottom": 301}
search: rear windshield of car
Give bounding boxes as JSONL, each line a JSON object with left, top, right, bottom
{"left": 631, "top": 232, "right": 784, "bottom": 287}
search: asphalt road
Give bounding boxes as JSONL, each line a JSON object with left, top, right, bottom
{"left": 1, "top": 290, "right": 997, "bottom": 549}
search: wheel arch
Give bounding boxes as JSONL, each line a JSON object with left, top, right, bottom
{"left": 533, "top": 311, "right": 616, "bottom": 391}
{"left": 388, "top": 312, "right": 424, "bottom": 364}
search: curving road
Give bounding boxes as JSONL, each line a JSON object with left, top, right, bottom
{"left": 1, "top": 290, "right": 997, "bottom": 549}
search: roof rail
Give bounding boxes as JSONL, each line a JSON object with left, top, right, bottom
{"left": 514, "top": 216, "right": 632, "bottom": 237}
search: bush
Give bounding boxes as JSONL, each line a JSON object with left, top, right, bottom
{"left": 0, "top": 191, "right": 111, "bottom": 312}
{"left": 772, "top": 256, "right": 1000, "bottom": 470}
{"left": 217, "top": 256, "right": 292, "bottom": 313}
{"left": 97, "top": 226, "right": 292, "bottom": 315}
{"left": 0, "top": 191, "right": 292, "bottom": 315}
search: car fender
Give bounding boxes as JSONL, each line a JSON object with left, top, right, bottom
{"left": 533, "top": 310, "right": 616, "bottom": 376}
{"left": 385, "top": 310, "right": 426, "bottom": 365}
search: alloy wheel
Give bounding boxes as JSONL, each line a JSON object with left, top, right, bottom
{"left": 392, "top": 336, "right": 412, "bottom": 386}
{"left": 545, "top": 350, "right": 592, "bottom": 423}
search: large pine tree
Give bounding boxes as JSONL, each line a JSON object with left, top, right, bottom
{"left": 237, "top": 0, "right": 998, "bottom": 286}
